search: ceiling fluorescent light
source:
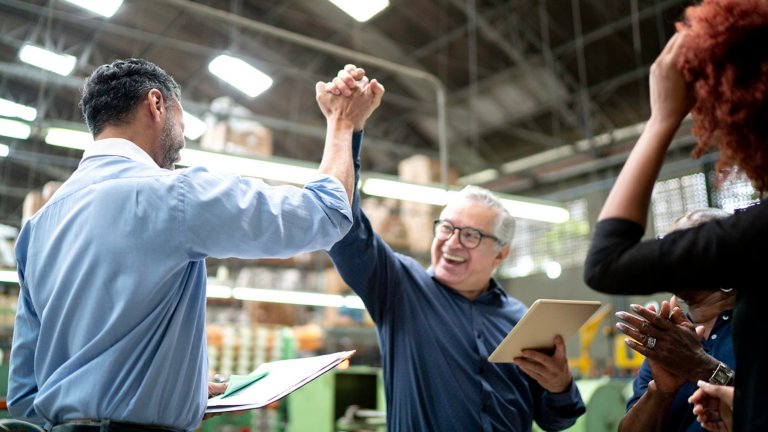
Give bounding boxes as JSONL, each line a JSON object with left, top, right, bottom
{"left": 0, "top": 118, "right": 32, "bottom": 139}
{"left": 183, "top": 111, "right": 207, "bottom": 140}
{"left": 19, "top": 44, "right": 77, "bottom": 76}
{"left": 362, "top": 177, "right": 569, "bottom": 224}
{"left": 179, "top": 149, "right": 317, "bottom": 184}
{"left": 63, "top": 0, "right": 123, "bottom": 17}
{"left": 232, "top": 287, "right": 365, "bottom": 310}
{"left": 0, "top": 143, "right": 9, "bottom": 158}
{"left": 45, "top": 127, "right": 93, "bottom": 150}
{"left": 208, "top": 55, "right": 273, "bottom": 98}
{"left": 362, "top": 178, "right": 449, "bottom": 206}
{"left": 0, "top": 98, "right": 37, "bottom": 121}
{"left": 206, "top": 284, "right": 233, "bottom": 299}
{"left": 0, "top": 270, "right": 19, "bottom": 284}
{"left": 327, "top": 0, "right": 389, "bottom": 22}
{"left": 499, "top": 198, "right": 570, "bottom": 224}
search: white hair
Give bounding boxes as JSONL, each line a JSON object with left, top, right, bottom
{"left": 441, "top": 185, "right": 516, "bottom": 246}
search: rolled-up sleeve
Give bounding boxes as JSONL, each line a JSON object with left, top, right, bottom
{"left": 180, "top": 167, "right": 353, "bottom": 260}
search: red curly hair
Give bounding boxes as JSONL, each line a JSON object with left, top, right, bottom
{"left": 677, "top": 0, "right": 768, "bottom": 191}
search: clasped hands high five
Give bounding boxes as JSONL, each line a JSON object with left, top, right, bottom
{"left": 316, "top": 64, "right": 385, "bottom": 132}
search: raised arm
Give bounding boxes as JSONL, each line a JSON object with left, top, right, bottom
{"left": 598, "top": 33, "right": 693, "bottom": 226}
{"left": 315, "top": 65, "right": 384, "bottom": 204}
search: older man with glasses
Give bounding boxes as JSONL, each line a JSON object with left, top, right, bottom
{"left": 326, "top": 66, "right": 584, "bottom": 430}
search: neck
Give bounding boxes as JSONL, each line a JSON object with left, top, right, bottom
{"left": 683, "top": 292, "right": 735, "bottom": 338}
{"left": 96, "top": 127, "right": 160, "bottom": 167}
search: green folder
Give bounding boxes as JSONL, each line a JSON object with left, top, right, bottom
{"left": 221, "top": 371, "right": 270, "bottom": 398}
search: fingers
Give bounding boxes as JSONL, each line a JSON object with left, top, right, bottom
{"left": 659, "top": 300, "right": 671, "bottom": 318}
{"left": 369, "top": 78, "right": 385, "bottom": 95}
{"left": 208, "top": 381, "right": 227, "bottom": 398}
{"left": 695, "top": 381, "right": 735, "bottom": 409}
{"left": 629, "top": 304, "right": 674, "bottom": 330}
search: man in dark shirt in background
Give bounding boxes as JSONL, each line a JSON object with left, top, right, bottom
{"left": 325, "top": 65, "right": 585, "bottom": 432}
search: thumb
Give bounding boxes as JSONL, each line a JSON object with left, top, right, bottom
{"left": 369, "top": 79, "right": 385, "bottom": 96}
{"left": 553, "top": 334, "right": 566, "bottom": 358}
{"left": 695, "top": 325, "right": 705, "bottom": 339}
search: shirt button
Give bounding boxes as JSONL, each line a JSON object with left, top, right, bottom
{"left": 711, "top": 334, "right": 718, "bottom": 340}
{"left": 723, "top": 315, "right": 730, "bottom": 320}
{"left": 476, "top": 332, "right": 482, "bottom": 339}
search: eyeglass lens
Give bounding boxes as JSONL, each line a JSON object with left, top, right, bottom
{"left": 434, "top": 221, "right": 483, "bottom": 248}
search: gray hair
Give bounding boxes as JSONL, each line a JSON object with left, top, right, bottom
{"left": 442, "top": 185, "right": 516, "bottom": 247}
{"left": 669, "top": 208, "right": 731, "bottom": 232}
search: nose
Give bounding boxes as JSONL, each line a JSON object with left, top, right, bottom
{"left": 444, "top": 228, "right": 464, "bottom": 248}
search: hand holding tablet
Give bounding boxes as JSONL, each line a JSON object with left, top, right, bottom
{"left": 489, "top": 299, "right": 601, "bottom": 363}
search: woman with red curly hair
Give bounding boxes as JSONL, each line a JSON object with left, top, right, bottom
{"left": 583, "top": 0, "right": 768, "bottom": 430}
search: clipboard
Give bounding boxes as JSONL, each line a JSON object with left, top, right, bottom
{"left": 488, "top": 299, "right": 601, "bottom": 363}
{"left": 206, "top": 350, "right": 355, "bottom": 413}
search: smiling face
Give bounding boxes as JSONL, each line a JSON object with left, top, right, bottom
{"left": 431, "top": 199, "right": 510, "bottom": 300}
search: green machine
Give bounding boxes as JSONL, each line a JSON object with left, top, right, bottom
{"left": 285, "top": 365, "right": 385, "bottom": 432}
{"left": 533, "top": 377, "right": 631, "bottom": 432}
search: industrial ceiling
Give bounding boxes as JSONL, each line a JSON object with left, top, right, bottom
{"left": 0, "top": 0, "right": 700, "bottom": 228}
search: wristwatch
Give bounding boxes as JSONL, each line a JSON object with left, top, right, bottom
{"left": 709, "top": 362, "right": 735, "bottom": 386}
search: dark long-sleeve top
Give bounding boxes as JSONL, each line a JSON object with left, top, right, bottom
{"left": 583, "top": 201, "right": 768, "bottom": 431}
{"left": 626, "top": 310, "right": 735, "bottom": 432}
{"left": 328, "top": 134, "right": 585, "bottom": 432}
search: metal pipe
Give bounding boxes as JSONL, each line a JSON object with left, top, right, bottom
{"left": 157, "top": 0, "right": 451, "bottom": 188}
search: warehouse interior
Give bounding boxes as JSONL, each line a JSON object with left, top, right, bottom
{"left": 0, "top": 1, "right": 758, "bottom": 431}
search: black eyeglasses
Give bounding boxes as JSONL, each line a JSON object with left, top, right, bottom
{"left": 433, "top": 219, "right": 504, "bottom": 249}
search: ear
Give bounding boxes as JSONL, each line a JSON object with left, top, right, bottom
{"left": 146, "top": 88, "right": 165, "bottom": 121}
{"left": 492, "top": 243, "right": 511, "bottom": 268}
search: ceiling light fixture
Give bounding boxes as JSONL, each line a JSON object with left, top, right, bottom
{"left": 208, "top": 55, "right": 273, "bottom": 98}
{"left": 0, "top": 98, "right": 37, "bottom": 122}
{"left": 0, "top": 118, "right": 32, "bottom": 140}
{"left": 0, "top": 143, "right": 9, "bottom": 158}
{"left": 229, "top": 286, "right": 365, "bottom": 310}
{"left": 206, "top": 284, "right": 233, "bottom": 299}
{"left": 327, "top": 0, "right": 389, "bottom": 22}
{"left": 178, "top": 148, "right": 317, "bottom": 184}
{"left": 183, "top": 111, "right": 207, "bottom": 140}
{"left": 362, "top": 178, "right": 570, "bottom": 223}
{"left": 62, "top": 0, "right": 124, "bottom": 18}
{"left": 0, "top": 270, "right": 19, "bottom": 284}
{"left": 19, "top": 44, "right": 77, "bottom": 76}
{"left": 45, "top": 127, "right": 93, "bottom": 150}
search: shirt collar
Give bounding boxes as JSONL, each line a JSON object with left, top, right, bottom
{"left": 81, "top": 138, "right": 159, "bottom": 168}
{"left": 426, "top": 267, "right": 507, "bottom": 303}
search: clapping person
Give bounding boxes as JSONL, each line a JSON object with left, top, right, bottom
{"left": 583, "top": 0, "right": 768, "bottom": 430}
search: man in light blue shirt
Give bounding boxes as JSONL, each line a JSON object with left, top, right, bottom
{"left": 9, "top": 59, "right": 384, "bottom": 432}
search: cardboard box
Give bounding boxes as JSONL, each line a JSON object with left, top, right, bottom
{"left": 201, "top": 120, "right": 273, "bottom": 157}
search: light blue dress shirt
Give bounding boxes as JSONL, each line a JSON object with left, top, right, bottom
{"left": 10, "top": 137, "right": 355, "bottom": 431}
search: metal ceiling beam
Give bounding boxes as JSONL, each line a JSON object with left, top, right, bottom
{"left": 447, "top": 0, "right": 581, "bottom": 130}
{"left": 550, "top": 0, "right": 683, "bottom": 60}
{"left": 156, "top": 0, "right": 451, "bottom": 187}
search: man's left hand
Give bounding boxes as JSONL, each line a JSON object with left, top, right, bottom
{"left": 513, "top": 335, "right": 573, "bottom": 393}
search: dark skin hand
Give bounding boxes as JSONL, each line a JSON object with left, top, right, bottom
{"left": 615, "top": 301, "right": 719, "bottom": 385}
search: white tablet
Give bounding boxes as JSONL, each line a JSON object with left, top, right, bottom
{"left": 488, "top": 299, "right": 601, "bottom": 363}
